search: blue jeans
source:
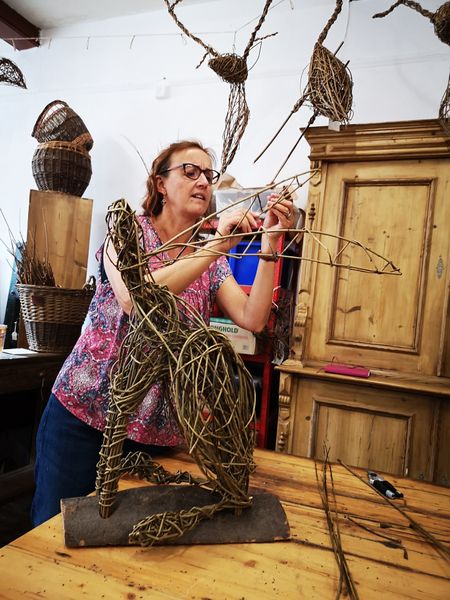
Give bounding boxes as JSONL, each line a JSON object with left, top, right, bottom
{"left": 31, "top": 394, "right": 171, "bottom": 527}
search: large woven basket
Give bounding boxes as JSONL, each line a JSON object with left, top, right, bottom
{"left": 17, "top": 284, "right": 94, "bottom": 353}
{"left": 32, "top": 99, "right": 93, "bottom": 149}
{"left": 32, "top": 141, "right": 92, "bottom": 197}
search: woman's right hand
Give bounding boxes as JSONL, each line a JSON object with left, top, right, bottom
{"left": 214, "top": 210, "right": 260, "bottom": 252}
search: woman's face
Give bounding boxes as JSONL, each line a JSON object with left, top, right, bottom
{"left": 157, "top": 147, "right": 214, "bottom": 220}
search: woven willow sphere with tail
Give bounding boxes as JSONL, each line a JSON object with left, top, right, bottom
{"left": 373, "top": 1, "right": 450, "bottom": 46}
{"left": 163, "top": 0, "right": 276, "bottom": 172}
{"left": 307, "top": 42, "right": 353, "bottom": 123}
{"left": 255, "top": 0, "right": 352, "bottom": 177}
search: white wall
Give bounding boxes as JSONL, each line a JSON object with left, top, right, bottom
{"left": 0, "top": 0, "right": 448, "bottom": 318}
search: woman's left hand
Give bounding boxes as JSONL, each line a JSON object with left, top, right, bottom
{"left": 262, "top": 193, "right": 295, "bottom": 243}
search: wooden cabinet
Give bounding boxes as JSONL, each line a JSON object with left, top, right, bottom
{"left": 276, "top": 119, "right": 450, "bottom": 485}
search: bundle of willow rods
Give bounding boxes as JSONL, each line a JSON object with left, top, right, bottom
{"left": 15, "top": 242, "right": 56, "bottom": 286}
{"left": 315, "top": 451, "right": 360, "bottom": 600}
{"left": 439, "top": 73, "right": 450, "bottom": 132}
{"left": 95, "top": 199, "right": 256, "bottom": 546}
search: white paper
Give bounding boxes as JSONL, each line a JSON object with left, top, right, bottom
{"left": 2, "top": 348, "right": 38, "bottom": 355}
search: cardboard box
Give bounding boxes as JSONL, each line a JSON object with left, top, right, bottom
{"left": 215, "top": 188, "right": 275, "bottom": 217}
{"left": 209, "top": 317, "right": 259, "bottom": 354}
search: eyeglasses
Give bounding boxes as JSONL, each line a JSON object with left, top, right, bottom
{"left": 159, "top": 163, "right": 220, "bottom": 185}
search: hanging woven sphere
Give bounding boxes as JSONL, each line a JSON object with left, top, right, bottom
{"left": 433, "top": 2, "right": 450, "bottom": 46}
{"left": 308, "top": 43, "right": 353, "bottom": 123}
{"left": 208, "top": 53, "right": 248, "bottom": 84}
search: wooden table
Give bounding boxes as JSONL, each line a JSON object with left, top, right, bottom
{"left": 0, "top": 450, "right": 449, "bottom": 599}
{"left": 0, "top": 351, "right": 67, "bottom": 396}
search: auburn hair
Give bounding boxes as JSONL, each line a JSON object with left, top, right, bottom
{"left": 141, "top": 140, "right": 215, "bottom": 216}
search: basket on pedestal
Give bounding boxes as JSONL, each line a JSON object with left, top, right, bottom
{"left": 16, "top": 284, "right": 94, "bottom": 353}
{"left": 32, "top": 141, "right": 92, "bottom": 197}
{"left": 31, "top": 99, "right": 93, "bottom": 198}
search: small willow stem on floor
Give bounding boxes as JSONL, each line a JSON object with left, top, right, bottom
{"left": 315, "top": 451, "right": 360, "bottom": 600}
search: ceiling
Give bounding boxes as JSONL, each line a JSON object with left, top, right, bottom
{"left": 0, "top": 0, "right": 216, "bottom": 49}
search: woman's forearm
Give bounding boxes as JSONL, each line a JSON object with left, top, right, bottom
{"left": 219, "top": 232, "right": 280, "bottom": 332}
{"left": 147, "top": 237, "right": 226, "bottom": 295}
{"left": 240, "top": 257, "right": 276, "bottom": 332}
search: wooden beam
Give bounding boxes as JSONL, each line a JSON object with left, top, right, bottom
{"left": 0, "top": 0, "right": 40, "bottom": 50}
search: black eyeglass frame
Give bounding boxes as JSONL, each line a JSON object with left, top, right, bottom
{"left": 159, "top": 163, "right": 220, "bottom": 185}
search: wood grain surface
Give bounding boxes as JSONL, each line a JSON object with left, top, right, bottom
{"left": 0, "top": 449, "right": 449, "bottom": 599}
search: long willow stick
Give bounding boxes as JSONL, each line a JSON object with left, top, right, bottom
{"left": 134, "top": 170, "right": 401, "bottom": 277}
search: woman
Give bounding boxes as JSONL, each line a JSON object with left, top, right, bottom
{"left": 31, "top": 140, "right": 294, "bottom": 526}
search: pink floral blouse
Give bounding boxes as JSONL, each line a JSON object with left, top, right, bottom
{"left": 53, "top": 215, "right": 232, "bottom": 446}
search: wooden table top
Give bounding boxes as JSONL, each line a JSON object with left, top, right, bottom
{"left": 0, "top": 351, "right": 67, "bottom": 395}
{"left": 0, "top": 449, "right": 449, "bottom": 599}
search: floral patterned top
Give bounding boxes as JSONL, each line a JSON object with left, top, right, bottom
{"left": 52, "top": 215, "right": 232, "bottom": 446}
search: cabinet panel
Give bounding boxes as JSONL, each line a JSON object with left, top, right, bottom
{"left": 313, "top": 403, "right": 409, "bottom": 475}
{"left": 306, "top": 158, "right": 450, "bottom": 375}
{"left": 290, "top": 378, "right": 438, "bottom": 480}
{"left": 330, "top": 179, "right": 432, "bottom": 350}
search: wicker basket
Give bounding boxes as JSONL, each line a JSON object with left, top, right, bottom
{"left": 32, "top": 141, "right": 92, "bottom": 197}
{"left": 32, "top": 100, "right": 93, "bottom": 150}
{"left": 17, "top": 284, "right": 94, "bottom": 353}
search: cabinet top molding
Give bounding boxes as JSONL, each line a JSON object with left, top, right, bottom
{"left": 303, "top": 119, "right": 450, "bottom": 162}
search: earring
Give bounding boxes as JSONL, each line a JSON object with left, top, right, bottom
{"left": 160, "top": 196, "right": 166, "bottom": 206}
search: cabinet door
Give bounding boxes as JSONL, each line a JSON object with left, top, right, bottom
{"left": 304, "top": 158, "right": 450, "bottom": 376}
{"left": 290, "top": 378, "right": 438, "bottom": 480}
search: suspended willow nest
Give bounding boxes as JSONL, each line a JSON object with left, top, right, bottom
{"left": 307, "top": 42, "right": 353, "bottom": 123}
{"left": 0, "top": 57, "right": 27, "bottom": 88}
{"left": 254, "top": 0, "right": 353, "bottom": 178}
{"left": 433, "top": 1, "right": 450, "bottom": 45}
{"left": 439, "top": 73, "right": 450, "bottom": 133}
{"left": 208, "top": 53, "right": 249, "bottom": 84}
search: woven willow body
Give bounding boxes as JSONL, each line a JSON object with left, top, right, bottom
{"left": 95, "top": 199, "right": 256, "bottom": 546}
